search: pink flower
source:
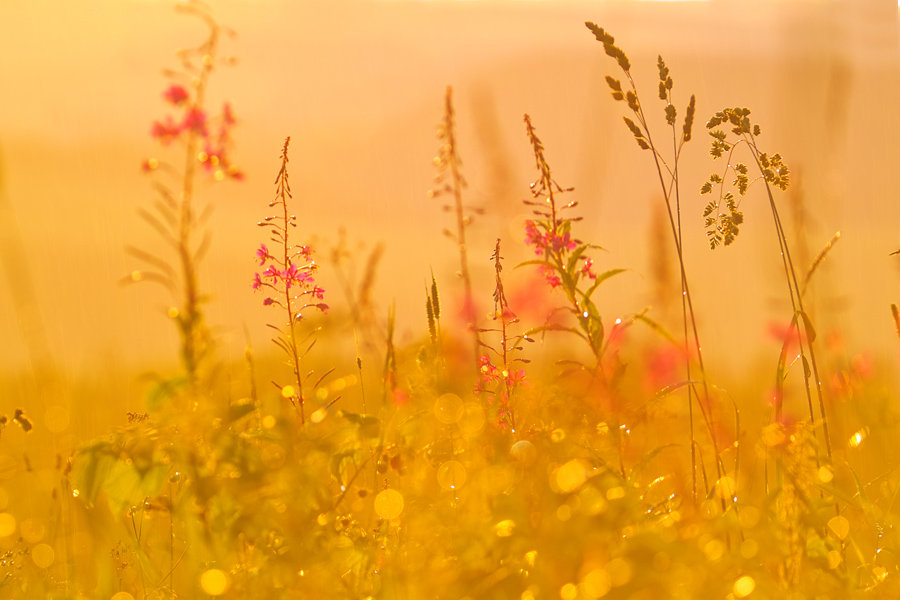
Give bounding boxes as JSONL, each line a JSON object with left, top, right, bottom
{"left": 263, "top": 265, "right": 281, "bottom": 282}
{"left": 282, "top": 263, "right": 311, "bottom": 289}
{"left": 251, "top": 272, "right": 263, "bottom": 290}
{"left": 581, "top": 257, "right": 597, "bottom": 280}
{"left": 256, "top": 244, "right": 272, "bottom": 266}
{"left": 298, "top": 245, "right": 313, "bottom": 261}
{"left": 524, "top": 220, "right": 546, "bottom": 255}
{"left": 163, "top": 85, "right": 189, "bottom": 106}
{"left": 151, "top": 116, "right": 181, "bottom": 144}
{"left": 550, "top": 232, "right": 577, "bottom": 253}
{"left": 222, "top": 102, "right": 236, "bottom": 125}
{"left": 182, "top": 108, "right": 207, "bottom": 137}
{"left": 508, "top": 369, "right": 527, "bottom": 385}
{"left": 539, "top": 265, "right": 561, "bottom": 288}
{"left": 263, "top": 297, "right": 275, "bottom": 306}
{"left": 311, "top": 285, "right": 325, "bottom": 300}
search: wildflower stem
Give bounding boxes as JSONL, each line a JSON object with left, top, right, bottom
{"left": 276, "top": 138, "right": 306, "bottom": 424}
{"left": 441, "top": 87, "right": 480, "bottom": 367}
{"left": 625, "top": 71, "right": 723, "bottom": 501}
{"left": 176, "top": 20, "right": 219, "bottom": 390}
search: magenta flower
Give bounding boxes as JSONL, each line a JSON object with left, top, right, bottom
{"left": 163, "top": 85, "right": 190, "bottom": 106}
{"left": 222, "top": 102, "right": 236, "bottom": 125}
{"left": 182, "top": 108, "right": 207, "bottom": 136}
{"left": 263, "top": 265, "right": 281, "bottom": 282}
{"left": 550, "top": 232, "right": 577, "bottom": 253}
{"left": 282, "top": 263, "right": 311, "bottom": 289}
{"left": 508, "top": 369, "right": 527, "bottom": 385}
{"left": 151, "top": 116, "right": 181, "bottom": 145}
{"left": 251, "top": 272, "right": 263, "bottom": 290}
{"left": 524, "top": 220, "right": 546, "bottom": 255}
{"left": 256, "top": 244, "right": 272, "bottom": 266}
{"left": 581, "top": 257, "right": 598, "bottom": 280}
{"left": 298, "top": 245, "right": 312, "bottom": 261}
{"left": 263, "top": 297, "right": 275, "bottom": 306}
{"left": 539, "top": 265, "right": 561, "bottom": 288}
{"left": 310, "top": 285, "right": 325, "bottom": 300}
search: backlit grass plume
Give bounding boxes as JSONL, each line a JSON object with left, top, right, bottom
{"left": 253, "top": 137, "right": 329, "bottom": 424}
{"left": 701, "top": 108, "right": 832, "bottom": 463}
{"left": 586, "top": 22, "right": 724, "bottom": 504}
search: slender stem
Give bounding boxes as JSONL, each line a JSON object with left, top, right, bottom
{"left": 444, "top": 89, "right": 480, "bottom": 366}
{"left": 177, "top": 24, "right": 219, "bottom": 390}
{"left": 626, "top": 72, "right": 723, "bottom": 496}
{"left": 745, "top": 137, "right": 831, "bottom": 460}
{"left": 275, "top": 140, "right": 306, "bottom": 424}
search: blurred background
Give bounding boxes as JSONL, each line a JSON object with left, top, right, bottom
{"left": 0, "top": 0, "right": 899, "bottom": 439}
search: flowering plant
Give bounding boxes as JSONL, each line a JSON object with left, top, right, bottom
{"left": 253, "top": 137, "right": 329, "bottom": 423}
{"left": 518, "top": 115, "right": 624, "bottom": 366}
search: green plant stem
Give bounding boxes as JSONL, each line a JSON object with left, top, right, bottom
{"left": 445, "top": 99, "right": 480, "bottom": 366}
{"left": 177, "top": 24, "right": 219, "bottom": 391}
{"left": 276, "top": 142, "right": 306, "bottom": 424}
{"left": 625, "top": 71, "right": 724, "bottom": 499}
{"left": 746, "top": 137, "right": 831, "bottom": 461}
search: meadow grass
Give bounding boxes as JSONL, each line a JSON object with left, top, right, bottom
{"left": 1, "top": 4, "right": 900, "bottom": 600}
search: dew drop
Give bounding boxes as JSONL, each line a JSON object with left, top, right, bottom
{"left": 374, "top": 489, "right": 404, "bottom": 520}
{"left": 733, "top": 576, "right": 755, "bottom": 598}
{"left": 437, "top": 461, "right": 467, "bottom": 491}
{"left": 200, "top": 569, "right": 229, "bottom": 596}
{"left": 434, "top": 393, "right": 463, "bottom": 424}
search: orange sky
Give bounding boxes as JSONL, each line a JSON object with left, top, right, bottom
{"left": 1, "top": 0, "right": 899, "bottom": 385}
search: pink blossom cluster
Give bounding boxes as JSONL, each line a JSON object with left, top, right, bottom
{"left": 524, "top": 220, "right": 577, "bottom": 256}
{"left": 476, "top": 354, "right": 526, "bottom": 430}
{"left": 524, "top": 219, "right": 598, "bottom": 288}
{"left": 252, "top": 243, "right": 327, "bottom": 312}
{"left": 145, "top": 84, "right": 244, "bottom": 180}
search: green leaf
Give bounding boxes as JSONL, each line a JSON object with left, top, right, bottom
{"left": 517, "top": 259, "right": 564, "bottom": 277}
{"left": 228, "top": 399, "right": 256, "bottom": 423}
{"left": 103, "top": 461, "right": 170, "bottom": 515}
{"left": 583, "top": 268, "right": 627, "bottom": 303}
{"left": 523, "top": 324, "right": 589, "bottom": 344}
{"left": 339, "top": 411, "right": 381, "bottom": 439}
{"left": 330, "top": 449, "right": 360, "bottom": 487}
{"left": 629, "top": 444, "right": 678, "bottom": 482}
{"left": 776, "top": 312, "right": 800, "bottom": 383}
{"left": 72, "top": 440, "right": 116, "bottom": 508}
{"left": 798, "top": 310, "right": 817, "bottom": 343}
{"left": 565, "top": 244, "right": 590, "bottom": 278}
{"left": 145, "top": 374, "right": 190, "bottom": 412}
{"left": 634, "top": 314, "right": 679, "bottom": 346}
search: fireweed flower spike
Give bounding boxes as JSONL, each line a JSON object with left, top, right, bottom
{"left": 519, "top": 114, "right": 621, "bottom": 368}
{"left": 129, "top": 0, "right": 243, "bottom": 392}
{"left": 253, "top": 137, "right": 329, "bottom": 424}
{"left": 476, "top": 239, "right": 531, "bottom": 432}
